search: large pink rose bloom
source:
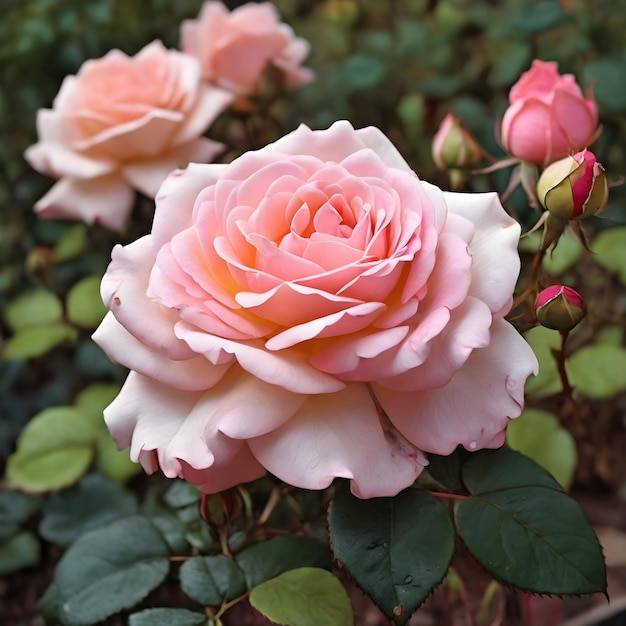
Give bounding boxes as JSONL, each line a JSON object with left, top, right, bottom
{"left": 25, "top": 41, "right": 233, "bottom": 231}
{"left": 180, "top": 1, "right": 314, "bottom": 96}
{"left": 501, "top": 60, "right": 598, "bottom": 165}
{"left": 93, "top": 121, "right": 538, "bottom": 498}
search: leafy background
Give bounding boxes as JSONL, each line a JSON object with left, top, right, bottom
{"left": 2, "top": 0, "right": 626, "bottom": 624}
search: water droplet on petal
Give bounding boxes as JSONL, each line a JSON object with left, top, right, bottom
{"left": 468, "top": 440, "right": 477, "bottom": 450}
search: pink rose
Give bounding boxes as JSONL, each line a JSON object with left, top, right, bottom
{"left": 501, "top": 60, "right": 598, "bottom": 165}
{"left": 25, "top": 41, "right": 233, "bottom": 231}
{"left": 180, "top": 1, "right": 314, "bottom": 96}
{"left": 92, "top": 121, "right": 538, "bottom": 498}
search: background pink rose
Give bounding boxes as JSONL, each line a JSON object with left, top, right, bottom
{"left": 93, "top": 121, "right": 537, "bottom": 498}
{"left": 500, "top": 59, "right": 598, "bottom": 165}
{"left": 25, "top": 40, "right": 233, "bottom": 231}
{"left": 180, "top": 1, "right": 314, "bottom": 96}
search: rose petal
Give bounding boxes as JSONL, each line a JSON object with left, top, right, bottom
{"left": 123, "top": 137, "right": 225, "bottom": 198}
{"left": 101, "top": 236, "right": 198, "bottom": 360}
{"left": 249, "top": 382, "right": 427, "bottom": 498}
{"left": 375, "top": 319, "right": 539, "bottom": 455}
{"left": 33, "top": 174, "right": 134, "bottom": 232}
{"left": 92, "top": 312, "right": 230, "bottom": 391}
{"left": 176, "top": 320, "right": 345, "bottom": 394}
{"left": 445, "top": 191, "right": 522, "bottom": 319}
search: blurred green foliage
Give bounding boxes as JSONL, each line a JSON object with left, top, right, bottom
{"left": 2, "top": 0, "right": 626, "bottom": 623}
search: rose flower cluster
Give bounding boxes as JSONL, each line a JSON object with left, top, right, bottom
{"left": 92, "top": 122, "right": 538, "bottom": 498}
{"left": 25, "top": 1, "right": 313, "bottom": 231}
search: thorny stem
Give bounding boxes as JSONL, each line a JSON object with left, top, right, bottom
{"left": 513, "top": 245, "right": 546, "bottom": 310}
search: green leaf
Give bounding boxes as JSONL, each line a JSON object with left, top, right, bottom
{"left": 235, "top": 535, "right": 330, "bottom": 589}
{"left": 250, "top": 567, "right": 353, "bottom": 626}
{"left": 455, "top": 449, "right": 606, "bottom": 595}
{"left": 506, "top": 409, "right": 577, "bottom": 489}
{"left": 66, "top": 275, "right": 107, "bottom": 329}
{"left": 54, "top": 223, "right": 88, "bottom": 262}
{"left": 542, "top": 228, "right": 583, "bottom": 276}
{"left": 55, "top": 515, "right": 170, "bottom": 626}
{"left": 328, "top": 488, "right": 455, "bottom": 624}
{"left": 593, "top": 226, "right": 626, "bottom": 283}
{"left": 74, "top": 382, "right": 120, "bottom": 422}
{"left": 4, "top": 288, "right": 63, "bottom": 331}
{"left": 583, "top": 59, "right": 626, "bottom": 113}
{"left": 0, "top": 530, "right": 40, "bottom": 574}
{"left": 39, "top": 474, "right": 137, "bottom": 547}
{"left": 6, "top": 406, "right": 99, "bottom": 493}
{"left": 2, "top": 323, "right": 77, "bottom": 359}
{"left": 179, "top": 555, "right": 246, "bottom": 606}
{"left": 566, "top": 344, "right": 626, "bottom": 398}
{"left": 424, "top": 447, "right": 464, "bottom": 491}
{"left": 523, "top": 326, "right": 562, "bottom": 398}
{"left": 0, "top": 491, "right": 42, "bottom": 541}
{"left": 129, "top": 608, "right": 211, "bottom": 626}
{"left": 341, "top": 55, "right": 385, "bottom": 90}
{"left": 510, "top": 0, "right": 566, "bottom": 34}
{"left": 96, "top": 430, "right": 142, "bottom": 483}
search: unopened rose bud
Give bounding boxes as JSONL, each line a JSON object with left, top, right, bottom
{"left": 535, "top": 285, "right": 585, "bottom": 332}
{"left": 536, "top": 150, "right": 608, "bottom": 221}
{"left": 432, "top": 113, "right": 483, "bottom": 170}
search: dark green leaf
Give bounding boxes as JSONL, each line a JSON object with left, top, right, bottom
{"left": 0, "top": 491, "right": 42, "bottom": 541}
{"left": 250, "top": 567, "right": 353, "bottom": 626}
{"left": 460, "top": 447, "right": 563, "bottom": 492}
{"left": 235, "top": 535, "right": 330, "bottom": 589}
{"left": 179, "top": 555, "right": 246, "bottom": 606}
{"left": 583, "top": 59, "right": 626, "bottom": 113}
{"left": 510, "top": 1, "right": 566, "bottom": 34}
{"left": 455, "top": 449, "right": 606, "bottom": 595}
{"left": 328, "top": 488, "right": 455, "bottom": 624}
{"left": 55, "top": 515, "right": 170, "bottom": 625}
{"left": 0, "top": 530, "right": 40, "bottom": 575}
{"left": 129, "top": 608, "right": 211, "bottom": 626}
{"left": 424, "top": 447, "right": 464, "bottom": 491}
{"left": 39, "top": 474, "right": 137, "bottom": 547}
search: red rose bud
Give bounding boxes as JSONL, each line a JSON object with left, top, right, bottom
{"left": 536, "top": 149, "right": 608, "bottom": 220}
{"left": 432, "top": 113, "right": 483, "bottom": 169}
{"left": 535, "top": 285, "right": 586, "bottom": 332}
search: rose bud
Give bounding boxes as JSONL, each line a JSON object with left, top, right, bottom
{"left": 432, "top": 113, "right": 483, "bottom": 170}
{"left": 536, "top": 149, "right": 608, "bottom": 221}
{"left": 501, "top": 60, "right": 598, "bottom": 165}
{"left": 535, "top": 285, "right": 586, "bottom": 332}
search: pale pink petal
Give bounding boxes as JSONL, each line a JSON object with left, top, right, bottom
{"left": 92, "top": 312, "right": 230, "bottom": 391}
{"left": 101, "top": 237, "right": 198, "bottom": 360}
{"left": 180, "top": 445, "right": 266, "bottom": 493}
{"left": 265, "top": 301, "right": 386, "bottom": 351}
{"left": 248, "top": 383, "right": 427, "bottom": 498}
{"left": 378, "top": 297, "right": 492, "bottom": 391}
{"left": 175, "top": 85, "right": 234, "bottom": 146}
{"left": 445, "top": 191, "right": 521, "bottom": 319}
{"left": 152, "top": 162, "right": 226, "bottom": 252}
{"left": 27, "top": 109, "right": 116, "bottom": 179}
{"left": 374, "top": 319, "right": 539, "bottom": 455}
{"left": 33, "top": 174, "right": 134, "bottom": 232}
{"left": 175, "top": 321, "right": 345, "bottom": 394}
{"left": 104, "top": 369, "right": 303, "bottom": 487}
{"left": 123, "top": 138, "right": 225, "bottom": 198}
